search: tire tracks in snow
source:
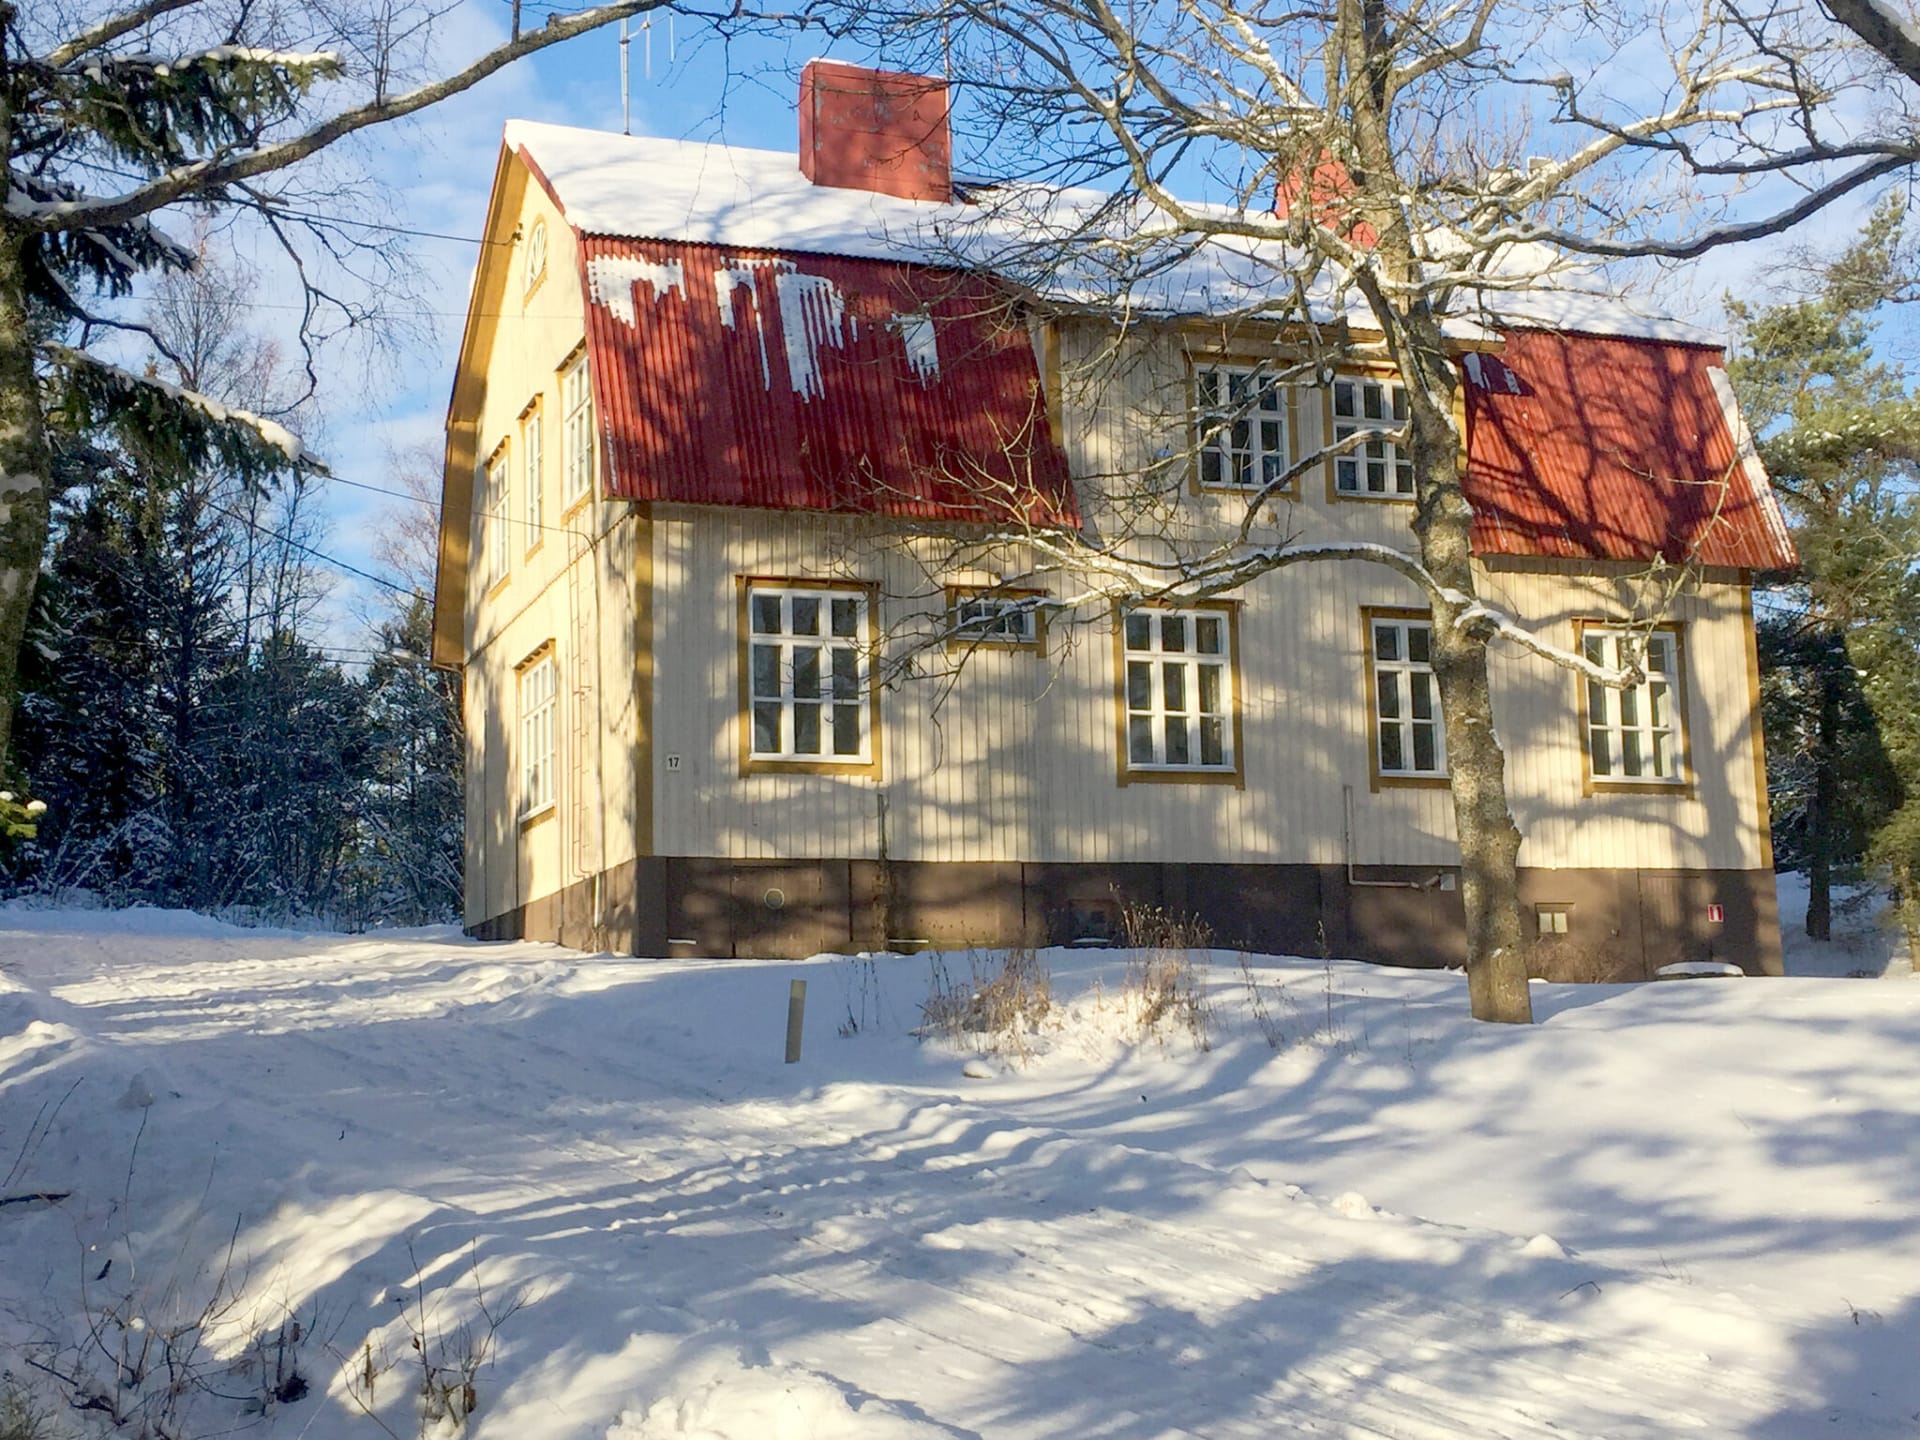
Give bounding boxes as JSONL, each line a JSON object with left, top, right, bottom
{"left": 5, "top": 936, "right": 1826, "bottom": 1438}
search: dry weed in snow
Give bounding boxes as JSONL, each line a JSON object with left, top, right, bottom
{"left": 1120, "top": 948, "right": 1213, "bottom": 1049}
{"left": 918, "top": 948, "right": 1052, "bottom": 1059}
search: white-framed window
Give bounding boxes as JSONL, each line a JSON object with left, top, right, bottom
{"left": 1194, "top": 365, "right": 1288, "bottom": 490}
{"left": 1122, "top": 608, "right": 1235, "bottom": 773}
{"left": 949, "top": 590, "right": 1040, "bottom": 647}
{"left": 1537, "top": 905, "right": 1570, "bottom": 935}
{"left": 522, "top": 407, "right": 544, "bottom": 552}
{"left": 561, "top": 353, "right": 594, "bottom": 508}
{"left": 1370, "top": 615, "right": 1446, "bottom": 777}
{"left": 746, "top": 584, "right": 873, "bottom": 765}
{"left": 524, "top": 219, "right": 548, "bottom": 293}
{"left": 519, "top": 651, "right": 557, "bottom": 817}
{"left": 1583, "top": 627, "right": 1685, "bottom": 783}
{"left": 1333, "top": 377, "right": 1414, "bottom": 498}
{"left": 481, "top": 448, "right": 510, "bottom": 590}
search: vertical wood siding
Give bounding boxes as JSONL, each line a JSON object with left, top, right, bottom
{"left": 460, "top": 166, "right": 648, "bottom": 925}
{"left": 468, "top": 283, "right": 1768, "bottom": 920}
{"left": 647, "top": 510, "right": 1762, "bottom": 872}
{"left": 643, "top": 318, "right": 1765, "bottom": 875}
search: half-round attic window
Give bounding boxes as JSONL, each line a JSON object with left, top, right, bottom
{"left": 524, "top": 219, "right": 548, "bottom": 294}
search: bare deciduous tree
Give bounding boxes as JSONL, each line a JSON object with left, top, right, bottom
{"left": 818, "top": 0, "right": 1920, "bottom": 1019}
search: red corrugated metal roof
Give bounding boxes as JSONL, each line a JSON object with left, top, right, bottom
{"left": 1463, "top": 330, "right": 1796, "bottom": 571}
{"left": 577, "top": 235, "right": 1078, "bottom": 528}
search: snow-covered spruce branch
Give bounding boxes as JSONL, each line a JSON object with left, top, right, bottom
{"left": 66, "top": 46, "right": 347, "bottom": 75}
{"left": 41, "top": 344, "right": 322, "bottom": 472}
{"left": 16, "top": 0, "right": 695, "bottom": 236}
{"left": 7, "top": 174, "right": 198, "bottom": 273}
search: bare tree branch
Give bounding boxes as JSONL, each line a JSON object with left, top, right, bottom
{"left": 43, "top": 0, "right": 206, "bottom": 69}
{"left": 1822, "top": 0, "right": 1920, "bottom": 84}
{"left": 1537, "top": 153, "right": 1915, "bottom": 258}
{"left": 21, "top": 0, "right": 690, "bottom": 236}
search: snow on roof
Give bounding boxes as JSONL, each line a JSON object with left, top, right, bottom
{"left": 506, "top": 120, "right": 966, "bottom": 263}
{"left": 504, "top": 120, "right": 1719, "bottom": 346}
{"left": 1486, "top": 288, "right": 1720, "bottom": 348}
{"left": 577, "top": 234, "right": 1079, "bottom": 526}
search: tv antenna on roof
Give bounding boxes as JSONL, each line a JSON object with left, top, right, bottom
{"left": 618, "top": 12, "right": 676, "bottom": 131}
{"left": 619, "top": 18, "right": 631, "bottom": 133}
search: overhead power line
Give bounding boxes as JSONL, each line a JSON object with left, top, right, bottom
{"left": 324, "top": 471, "right": 603, "bottom": 544}
{"left": 210, "top": 498, "right": 426, "bottom": 601}
{"left": 256, "top": 207, "right": 501, "bottom": 247}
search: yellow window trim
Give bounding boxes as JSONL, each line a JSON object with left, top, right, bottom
{"left": 1111, "top": 598, "right": 1246, "bottom": 789}
{"left": 1182, "top": 351, "right": 1305, "bottom": 501}
{"left": 1573, "top": 617, "right": 1697, "bottom": 799}
{"left": 1360, "top": 605, "right": 1451, "bottom": 793}
{"left": 735, "top": 576, "right": 885, "bottom": 780}
{"left": 944, "top": 584, "right": 1049, "bottom": 656}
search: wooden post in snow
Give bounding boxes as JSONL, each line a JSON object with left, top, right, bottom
{"left": 785, "top": 980, "right": 807, "bottom": 1063}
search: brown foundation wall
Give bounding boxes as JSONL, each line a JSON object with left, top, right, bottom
{"left": 470, "top": 858, "right": 1784, "bottom": 980}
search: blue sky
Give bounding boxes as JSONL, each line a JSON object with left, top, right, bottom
{"left": 280, "top": 11, "right": 827, "bottom": 636}
{"left": 289, "top": 8, "right": 1912, "bottom": 644}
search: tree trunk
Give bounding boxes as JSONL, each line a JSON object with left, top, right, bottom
{"left": 1806, "top": 662, "right": 1839, "bottom": 940}
{"left": 0, "top": 214, "right": 53, "bottom": 770}
{"left": 1411, "top": 377, "right": 1534, "bottom": 1025}
{"left": 1340, "top": 0, "right": 1532, "bottom": 1022}
{"left": 1896, "top": 862, "right": 1920, "bottom": 977}
{"left": 1340, "top": 306, "right": 1533, "bottom": 1022}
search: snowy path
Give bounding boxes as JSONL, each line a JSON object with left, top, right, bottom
{"left": 3, "top": 910, "right": 1918, "bottom": 1437}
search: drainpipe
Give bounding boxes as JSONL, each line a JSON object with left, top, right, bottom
{"left": 591, "top": 521, "right": 609, "bottom": 936}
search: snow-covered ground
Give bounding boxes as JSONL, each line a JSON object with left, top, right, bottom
{"left": 2, "top": 889, "right": 1918, "bottom": 1439}
{"left": 1777, "top": 869, "right": 1912, "bottom": 978}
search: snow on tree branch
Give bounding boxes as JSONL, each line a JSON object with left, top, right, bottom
{"left": 42, "top": 344, "right": 323, "bottom": 478}
{"left": 8, "top": 176, "right": 198, "bottom": 277}
{"left": 79, "top": 47, "right": 346, "bottom": 74}
{"left": 15, "top": 0, "right": 698, "bottom": 237}
{"left": 1445, "top": 596, "right": 1647, "bottom": 688}
{"left": 1822, "top": 0, "right": 1920, "bottom": 85}
{"left": 43, "top": 0, "right": 205, "bottom": 69}
{"left": 990, "top": 530, "right": 1652, "bottom": 688}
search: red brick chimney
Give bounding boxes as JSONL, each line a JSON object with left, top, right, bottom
{"left": 799, "top": 59, "right": 952, "bottom": 203}
{"left": 1275, "top": 157, "right": 1378, "bottom": 250}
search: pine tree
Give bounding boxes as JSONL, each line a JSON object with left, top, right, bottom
{"left": 1756, "top": 623, "right": 1900, "bottom": 931}
{"left": 1859, "top": 610, "right": 1920, "bottom": 967}
{"left": 1728, "top": 199, "right": 1920, "bottom": 943}
{"left": 359, "top": 594, "right": 463, "bottom": 924}
{"left": 12, "top": 441, "right": 259, "bottom": 895}
{"left": 206, "top": 628, "right": 370, "bottom": 915}
{"left": 10, "top": 189, "right": 470, "bottom": 923}
{"left": 2, "top": 0, "right": 691, "bottom": 769}
{"left": 14, "top": 466, "right": 177, "bottom": 895}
